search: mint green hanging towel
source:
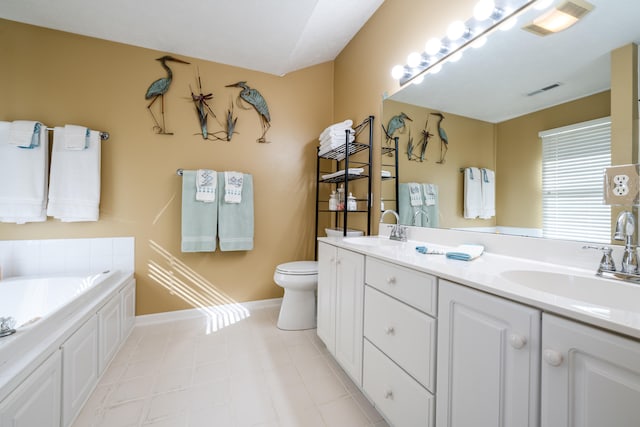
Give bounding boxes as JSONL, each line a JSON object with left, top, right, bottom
{"left": 218, "top": 172, "right": 254, "bottom": 251}
{"left": 181, "top": 170, "right": 217, "bottom": 252}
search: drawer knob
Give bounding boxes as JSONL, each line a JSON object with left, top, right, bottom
{"left": 543, "top": 349, "right": 564, "bottom": 367}
{"left": 386, "top": 276, "right": 397, "bottom": 285}
{"left": 385, "top": 326, "right": 395, "bottom": 335}
{"left": 384, "top": 389, "right": 394, "bottom": 400}
{"left": 509, "top": 334, "right": 527, "bottom": 350}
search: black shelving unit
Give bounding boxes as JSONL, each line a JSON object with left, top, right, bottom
{"left": 381, "top": 136, "right": 399, "bottom": 215}
{"left": 315, "top": 116, "right": 374, "bottom": 257}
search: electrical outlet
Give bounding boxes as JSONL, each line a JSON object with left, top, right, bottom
{"left": 604, "top": 164, "right": 640, "bottom": 205}
{"left": 613, "top": 184, "right": 629, "bottom": 196}
{"left": 614, "top": 175, "right": 629, "bottom": 185}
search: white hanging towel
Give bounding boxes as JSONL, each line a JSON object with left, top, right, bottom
{"left": 423, "top": 184, "right": 437, "bottom": 206}
{"left": 479, "top": 168, "right": 495, "bottom": 219}
{"left": 63, "top": 124, "right": 89, "bottom": 150}
{"left": 224, "top": 171, "right": 244, "bottom": 203}
{"left": 408, "top": 182, "right": 422, "bottom": 206}
{"left": 0, "top": 121, "right": 48, "bottom": 223}
{"left": 464, "top": 167, "right": 482, "bottom": 219}
{"left": 196, "top": 169, "right": 217, "bottom": 202}
{"left": 47, "top": 127, "right": 101, "bottom": 221}
{"left": 8, "top": 120, "right": 40, "bottom": 148}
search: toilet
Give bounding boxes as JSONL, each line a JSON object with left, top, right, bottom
{"left": 274, "top": 261, "right": 318, "bottom": 330}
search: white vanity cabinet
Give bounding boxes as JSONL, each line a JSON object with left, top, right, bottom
{"left": 541, "top": 313, "right": 640, "bottom": 427}
{"left": 437, "top": 280, "right": 541, "bottom": 427}
{"left": 0, "top": 350, "right": 62, "bottom": 427}
{"left": 316, "top": 242, "right": 365, "bottom": 385}
{"left": 98, "top": 295, "right": 121, "bottom": 374}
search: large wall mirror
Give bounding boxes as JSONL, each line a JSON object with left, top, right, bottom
{"left": 382, "top": 0, "right": 640, "bottom": 244}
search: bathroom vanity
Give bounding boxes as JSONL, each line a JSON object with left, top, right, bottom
{"left": 317, "top": 233, "right": 640, "bottom": 427}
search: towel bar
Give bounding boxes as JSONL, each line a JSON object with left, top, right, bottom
{"left": 44, "top": 127, "right": 109, "bottom": 141}
{"left": 176, "top": 169, "right": 184, "bottom": 176}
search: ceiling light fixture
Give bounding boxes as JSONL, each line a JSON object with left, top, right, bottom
{"left": 523, "top": 0, "right": 593, "bottom": 36}
{"left": 391, "top": 0, "right": 541, "bottom": 86}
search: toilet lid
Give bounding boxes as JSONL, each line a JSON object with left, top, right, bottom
{"left": 276, "top": 261, "right": 318, "bottom": 275}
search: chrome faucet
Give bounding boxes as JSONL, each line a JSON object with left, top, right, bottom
{"left": 0, "top": 316, "right": 16, "bottom": 338}
{"left": 412, "top": 209, "right": 428, "bottom": 226}
{"left": 614, "top": 210, "right": 638, "bottom": 274}
{"left": 380, "top": 209, "right": 407, "bottom": 242}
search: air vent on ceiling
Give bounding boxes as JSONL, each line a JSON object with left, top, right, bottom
{"left": 527, "top": 83, "right": 562, "bottom": 97}
{"left": 522, "top": 0, "right": 594, "bottom": 36}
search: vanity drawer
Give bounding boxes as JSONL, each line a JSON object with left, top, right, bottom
{"left": 364, "top": 285, "right": 436, "bottom": 391}
{"left": 363, "top": 339, "right": 433, "bottom": 427}
{"left": 365, "top": 257, "right": 436, "bottom": 315}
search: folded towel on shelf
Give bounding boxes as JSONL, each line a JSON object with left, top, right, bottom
{"left": 47, "top": 127, "right": 101, "bottom": 222}
{"left": 181, "top": 170, "right": 217, "bottom": 252}
{"left": 322, "top": 168, "right": 364, "bottom": 180}
{"left": 8, "top": 121, "right": 41, "bottom": 148}
{"left": 423, "top": 183, "right": 437, "bottom": 206}
{"left": 319, "top": 120, "right": 353, "bottom": 140}
{"left": 319, "top": 133, "right": 355, "bottom": 149}
{"left": 464, "top": 167, "right": 482, "bottom": 219}
{"left": 0, "top": 121, "right": 48, "bottom": 223}
{"left": 408, "top": 182, "right": 422, "bottom": 206}
{"left": 218, "top": 172, "right": 254, "bottom": 251}
{"left": 381, "top": 170, "right": 392, "bottom": 178}
{"left": 224, "top": 171, "right": 244, "bottom": 203}
{"left": 446, "top": 244, "right": 484, "bottom": 261}
{"left": 63, "top": 124, "right": 89, "bottom": 150}
{"left": 196, "top": 169, "right": 217, "bottom": 203}
{"left": 479, "top": 168, "right": 495, "bottom": 219}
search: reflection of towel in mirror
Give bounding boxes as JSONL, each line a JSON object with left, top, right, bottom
{"left": 479, "top": 168, "right": 495, "bottom": 219}
{"left": 408, "top": 183, "right": 422, "bottom": 206}
{"left": 423, "top": 184, "right": 437, "bottom": 206}
{"left": 464, "top": 167, "right": 482, "bottom": 219}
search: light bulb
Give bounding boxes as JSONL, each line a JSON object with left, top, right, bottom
{"left": 473, "top": 0, "right": 495, "bottom": 21}
{"left": 430, "top": 64, "right": 442, "bottom": 74}
{"left": 425, "top": 38, "right": 442, "bottom": 56}
{"left": 499, "top": 16, "right": 517, "bottom": 31}
{"left": 391, "top": 65, "right": 405, "bottom": 80}
{"left": 407, "top": 52, "right": 422, "bottom": 68}
{"left": 412, "top": 74, "right": 425, "bottom": 85}
{"left": 471, "top": 35, "right": 487, "bottom": 48}
{"left": 449, "top": 51, "right": 463, "bottom": 62}
{"left": 447, "top": 20, "right": 467, "bottom": 41}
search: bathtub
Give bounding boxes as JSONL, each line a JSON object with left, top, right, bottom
{"left": 0, "top": 270, "right": 134, "bottom": 403}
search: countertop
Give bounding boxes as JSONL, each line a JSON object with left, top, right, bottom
{"left": 319, "top": 236, "right": 640, "bottom": 340}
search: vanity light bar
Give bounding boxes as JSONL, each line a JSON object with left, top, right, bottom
{"left": 397, "top": 0, "right": 539, "bottom": 86}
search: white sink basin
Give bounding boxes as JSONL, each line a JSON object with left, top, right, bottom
{"left": 500, "top": 269, "right": 640, "bottom": 312}
{"left": 342, "top": 236, "right": 406, "bottom": 247}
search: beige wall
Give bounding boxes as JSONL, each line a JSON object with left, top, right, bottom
{"left": 0, "top": 19, "right": 333, "bottom": 315}
{"left": 496, "top": 91, "right": 611, "bottom": 228}
{"left": 383, "top": 100, "right": 496, "bottom": 228}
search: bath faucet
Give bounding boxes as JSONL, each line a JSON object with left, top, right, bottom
{"left": 614, "top": 210, "right": 638, "bottom": 274}
{"left": 412, "top": 209, "right": 429, "bottom": 226}
{"left": 380, "top": 209, "right": 407, "bottom": 242}
{"left": 583, "top": 245, "right": 616, "bottom": 273}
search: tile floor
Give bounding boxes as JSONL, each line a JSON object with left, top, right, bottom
{"left": 73, "top": 305, "right": 388, "bottom": 427}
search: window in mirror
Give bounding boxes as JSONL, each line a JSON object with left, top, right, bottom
{"left": 540, "top": 117, "right": 611, "bottom": 243}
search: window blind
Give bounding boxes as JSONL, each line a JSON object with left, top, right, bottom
{"left": 540, "top": 117, "right": 611, "bottom": 243}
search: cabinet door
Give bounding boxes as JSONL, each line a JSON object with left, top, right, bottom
{"left": 437, "top": 280, "right": 540, "bottom": 427}
{"left": 542, "top": 314, "right": 640, "bottom": 427}
{"left": 121, "top": 278, "right": 136, "bottom": 340}
{"left": 98, "top": 296, "right": 121, "bottom": 375}
{"left": 317, "top": 242, "right": 337, "bottom": 354}
{"left": 0, "top": 351, "right": 62, "bottom": 427}
{"left": 62, "top": 316, "right": 99, "bottom": 427}
{"left": 335, "top": 248, "right": 365, "bottom": 385}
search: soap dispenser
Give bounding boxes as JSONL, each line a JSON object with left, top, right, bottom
{"left": 347, "top": 192, "right": 357, "bottom": 211}
{"left": 329, "top": 190, "right": 338, "bottom": 211}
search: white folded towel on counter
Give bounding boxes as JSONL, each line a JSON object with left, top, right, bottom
{"left": 322, "top": 168, "right": 364, "bottom": 180}
{"left": 63, "top": 124, "right": 89, "bottom": 150}
{"left": 0, "top": 121, "right": 48, "bottom": 223}
{"left": 196, "top": 169, "right": 217, "bottom": 203}
{"left": 446, "top": 244, "right": 484, "bottom": 261}
{"left": 224, "top": 171, "right": 243, "bottom": 203}
{"left": 8, "top": 120, "right": 41, "bottom": 148}
{"left": 47, "top": 127, "right": 101, "bottom": 221}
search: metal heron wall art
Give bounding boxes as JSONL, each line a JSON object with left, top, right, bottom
{"left": 145, "top": 55, "right": 190, "bottom": 135}
{"left": 430, "top": 112, "right": 449, "bottom": 164}
{"left": 226, "top": 81, "right": 271, "bottom": 143}
{"left": 382, "top": 112, "right": 412, "bottom": 145}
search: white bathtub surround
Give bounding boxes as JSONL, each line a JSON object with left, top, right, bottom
{"left": 0, "top": 237, "right": 134, "bottom": 278}
{"left": 72, "top": 304, "right": 386, "bottom": 427}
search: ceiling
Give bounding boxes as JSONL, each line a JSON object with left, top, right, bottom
{"left": 389, "top": 0, "right": 640, "bottom": 123}
{"left": 0, "top": 0, "right": 384, "bottom": 76}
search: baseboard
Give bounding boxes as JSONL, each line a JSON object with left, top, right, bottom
{"left": 135, "top": 297, "right": 282, "bottom": 326}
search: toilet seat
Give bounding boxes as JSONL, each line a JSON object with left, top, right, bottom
{"left": 276, "top": 261, "right": 318, "bottom": 275}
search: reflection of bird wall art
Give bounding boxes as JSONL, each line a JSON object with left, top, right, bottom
{"left": 431, "top": 112, "right": 449, "bottom": 164}
{"left": 226, "top": 81, "right": 271, "bottom": 143}
{"left": 145, "top": 55, "right": 190, "bottom": 135}
{"left": 189, "top": 71, "right": 215, "bottom": 140}
{"left": 383, "top": 112, "right": 412, "bottom": 144}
